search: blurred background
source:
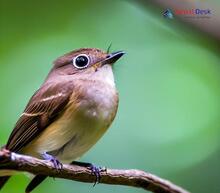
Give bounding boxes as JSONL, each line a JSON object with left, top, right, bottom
{"left": 0, "top": 0, "right": 220, "bottom": 193}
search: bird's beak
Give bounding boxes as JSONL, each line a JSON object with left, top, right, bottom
{"left": 102, "top": 51, "right": 125, "bottom": 66}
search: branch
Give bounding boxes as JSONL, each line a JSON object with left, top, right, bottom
{"left": 0, "top": 149, "right": 189, "bottom": 193}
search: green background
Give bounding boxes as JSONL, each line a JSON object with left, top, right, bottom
{"left": 0, "top": 0, "right": 220, "bottom": 193}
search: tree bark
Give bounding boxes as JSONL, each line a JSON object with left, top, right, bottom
{"left": 0, "top": 149, "right": 190, "bottom": 193}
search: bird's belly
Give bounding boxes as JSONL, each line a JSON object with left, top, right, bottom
{"left": 49, "top": 112, "right": 110, "bottom": 163}
{"left": 22, "top": 99, "right": 116, "bottom": 163}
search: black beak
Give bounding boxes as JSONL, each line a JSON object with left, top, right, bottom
{"left": 102, "top": 51, "right": 125, "bottom": 65}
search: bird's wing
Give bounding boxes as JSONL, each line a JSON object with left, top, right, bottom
{"left": 6, "top": 83, "right": 73, "bottom": 152}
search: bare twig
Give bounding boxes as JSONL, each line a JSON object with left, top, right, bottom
{"left": 0, "top": 149, "right": 189, "bottom": 193}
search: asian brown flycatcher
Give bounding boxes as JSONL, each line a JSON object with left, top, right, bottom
{"left": 0, "top": 48, "right": 125, "bottom": 192}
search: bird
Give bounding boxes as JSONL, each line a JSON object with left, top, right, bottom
{"left": 0, "top": 47, "right": 125, "bottom": 192}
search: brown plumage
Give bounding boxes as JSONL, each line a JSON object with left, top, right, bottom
{"left": 6, "top": 82, "right": 72, "bottom": 152}
{"left": 0, "top": 48, "right": 125, "bottom": 192}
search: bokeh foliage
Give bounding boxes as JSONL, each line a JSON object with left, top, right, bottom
{"left": 0, "top": 0, "right": 220, "bottom": 193}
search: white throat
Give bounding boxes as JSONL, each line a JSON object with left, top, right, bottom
{"left": 92, "top": 64, "right": 115, "bottom": 88}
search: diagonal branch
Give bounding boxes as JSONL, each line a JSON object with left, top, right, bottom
{"left": 0, "top": 149, "right": 190, "bottom": 193}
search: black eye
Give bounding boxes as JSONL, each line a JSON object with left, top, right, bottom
{"left": 73, "top": 54, "right": 90, "bottom": 69}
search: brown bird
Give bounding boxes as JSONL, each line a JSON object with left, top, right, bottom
{"left": 0, "top": 48, "right": 125, "bottom": 192}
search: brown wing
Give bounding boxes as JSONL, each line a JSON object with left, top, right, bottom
{"left": 6, "top": 83, "right": 72, "bottom": 152}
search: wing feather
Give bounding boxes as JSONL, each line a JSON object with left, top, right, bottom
{"left": 6, "top": 83, "right": 72, "bottom": 152}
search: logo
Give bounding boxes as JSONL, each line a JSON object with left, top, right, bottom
{"left": 163, "top": 9, "right": 174, "bottom": 19}
{"left": 163, "top": 8, "right": 212, "bottom": 19}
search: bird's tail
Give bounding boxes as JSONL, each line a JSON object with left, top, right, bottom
{"left": 25, "top": 175, "right": 47, "bottom": 193}
{"left": 0, "top": 176, "right": 11, "bottom": 190}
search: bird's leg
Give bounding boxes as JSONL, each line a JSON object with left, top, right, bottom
{"left": 71, "top": 161, "right": 106, "bottom": 186}
{"left": 42, "top": 152, "right": 63, "bottom": 170}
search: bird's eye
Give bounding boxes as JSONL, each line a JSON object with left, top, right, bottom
{"left": 73, "top": 54, "right": 90, "bottom": 69}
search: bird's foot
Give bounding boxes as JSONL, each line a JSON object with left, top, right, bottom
{"left": 71, "top": 161, "right": 106, "bottom": 186}
{"left": 42, "top": 152, "right": 63, "bottom": 170}
{"left": 88, "top": 164, "right": 107, "bottom": 186}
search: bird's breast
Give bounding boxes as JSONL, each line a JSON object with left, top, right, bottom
{"left": 23, "top": 82, "right": 118, "bottom": 163}
{"left": 53, "top": 82, "right": 118, "bottom": 162}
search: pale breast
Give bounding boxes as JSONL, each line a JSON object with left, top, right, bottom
{"left": 51, "top": 81, "right": 118, "bottom": 163}
{"left": 23, "top": 79, "right": 118, "bottom": 163}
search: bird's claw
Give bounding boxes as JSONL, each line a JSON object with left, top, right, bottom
{"left": 88, "top": 165, "right": 107, "bottom": 186}
{"left": 42, "top": 152, "right": 63, "bottom": 170}
{"left": 70, "top": 161, "right": 106, "bottom": 186}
